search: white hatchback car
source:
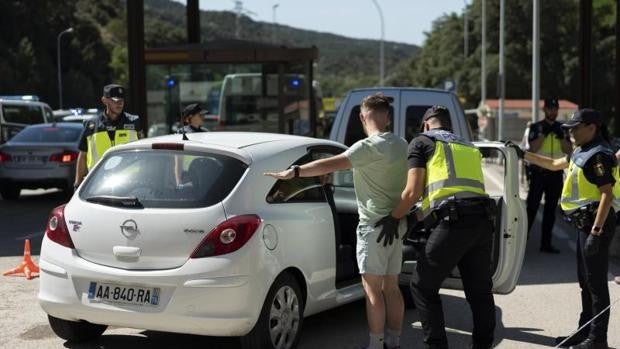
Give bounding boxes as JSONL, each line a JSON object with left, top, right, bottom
{"left": 38, "top": 132, "right": 527, "bottom": 349}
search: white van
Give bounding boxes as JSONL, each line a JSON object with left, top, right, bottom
{"left": 329, "top": 87, "right": 528, "bottom": 301}
{"left": 0, "top": 96, "right": 53, "bottom": 143}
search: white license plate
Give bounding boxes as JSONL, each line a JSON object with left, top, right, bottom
{"left": 87, "top": 282, "right": 160, "bottom": 306}
{"left": 14, "top": 155, "right": 46, "bottom": 163}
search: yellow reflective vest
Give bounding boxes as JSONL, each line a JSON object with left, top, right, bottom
{"left": 534, "top": 126, "right": 564, "bottom": 159}
{"left": 84, "top": 113, "right": 140, "bottom": 169}
{"left": 419, "top": 130, "right": 488, "bottom": 218}
{"left": 560, "top": 143, "right": 620, "bottom": 214}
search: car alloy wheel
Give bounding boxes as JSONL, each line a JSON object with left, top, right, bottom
{"left": 241, "top": 272, "right": 304, "bottom": 349}
{"left": 269, "top": 285, "right": 301, "bottom": 348}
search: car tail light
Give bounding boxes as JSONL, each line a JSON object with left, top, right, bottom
{"left": 190, "top": 215, "right": 261, "bottom": 258}
{"left": 45, "top": 204, "right": 75, "bottom": 249}
{"left": 0, "top": 152, "right": 12, "bottom": 162}
{"left": 49, "top": 151, "right": 78, "bottom": 163}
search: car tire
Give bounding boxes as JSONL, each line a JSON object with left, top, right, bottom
{"left": 0, "top": 186, "right": 20, "bottom": 200}
{"left": 47, "top": 315, "right": 107, "bottom": 342}
{"left": 240, "top": 273, "right": 304, "bottom": 349}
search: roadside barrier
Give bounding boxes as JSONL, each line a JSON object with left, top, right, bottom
{"left": 2, "top": 239, "right": 39, "bottom": 280}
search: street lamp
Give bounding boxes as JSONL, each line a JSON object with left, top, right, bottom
{"left": 57, "top": 27, "right": 74, "bottom": 110}
{"left": 371, "top": 0, "right": 385, "bottom": 87}
{"left": 272, "top": 3, "right": 279, "bottom": 44}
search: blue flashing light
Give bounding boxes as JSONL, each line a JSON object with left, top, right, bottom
{"left": 166, "top": 77, "right": 177, "bottom": 88}
{"left": 290, "top": 78, "right": 301, "bottom": 88}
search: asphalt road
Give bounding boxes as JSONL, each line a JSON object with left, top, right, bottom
{"left": 1, "top": 189, "right": 620, "bottom": 348}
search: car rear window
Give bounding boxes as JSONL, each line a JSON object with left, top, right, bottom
{"left": 11, "top": 126, "right": 82, "bottom": 143}
{"left": 2, "top": 104, "right": 45, "bottom": 124}
{"left": 79, "top": 150, "right": 247, "bottom": 208}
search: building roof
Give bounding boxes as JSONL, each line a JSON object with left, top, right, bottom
{"left": 483, "top": 99, "right": 578, "bottom": 109}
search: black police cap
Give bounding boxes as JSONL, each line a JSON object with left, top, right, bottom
{"left": 103, "top": 84, "right": 125, "bottom": 101}
{"left": 544, "top": 97, "right": 559, "bottom": 109}
{"left": 561, "top": 108, "right": 602, "bottom": 129}
{"left": 182, "top": 103, "right": 208, "bottom": 118}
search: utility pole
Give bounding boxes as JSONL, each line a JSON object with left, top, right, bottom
{"left": 371, "top": 0, "right": 385, "bottom": 86}
{"left": 532, "top": 0, "right": 540, "bottom": 122}
{"left": 498, "top": 0, "right": 505, "bottom": 141}
{"left": 481, "top": 0, "right": 487, "bottom": 105}
{"left": 272, "top": 3, "right": 279, "bottom": 44}
{"left": 463, "top": 0, "right": 469, "bottom": 59}
{"left": 56, "top": 27, "right": 74, "bottom": 110}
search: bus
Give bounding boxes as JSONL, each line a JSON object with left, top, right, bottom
{"left": 214, "top": 73, "right": 322, "bottom": 135}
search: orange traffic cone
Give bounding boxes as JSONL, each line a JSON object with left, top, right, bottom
{"left": 3, "top": 239, "right": 40, "bottom": 280}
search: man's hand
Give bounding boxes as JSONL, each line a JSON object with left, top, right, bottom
{"left": 583, "top": 234, "right": 600, "bottom": 257}
{"left": 264, "top": 169, "right": 294, "bottom": 180}
{"left": 375, "top": 215, "right": 400, "bottom": 246}
{"left": 504, "top": 141, "right": 525, "bottom": 159}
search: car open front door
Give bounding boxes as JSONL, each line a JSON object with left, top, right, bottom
{"left": 403, "top": 142, "right": 527, "bottom": 295}
{"left": 472, "top": 142, "right": 527, "bottom": 294}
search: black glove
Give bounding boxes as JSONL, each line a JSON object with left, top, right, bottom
{"left": 553, "top": 126, "right": 565, "bottom": 140}
{"left": 375, "top": 215, "right": 400, "bottom": 246}
{"left": 583, "top": 234, "right": 600, "bottom": 257}
{"left": 504, "top": 141, "right": 525, "bottom": 159}
{"left": 541, "top": 123, "right": 552, "bottom": 136}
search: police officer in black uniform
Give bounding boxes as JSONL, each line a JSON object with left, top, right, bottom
{"left": 509, "top": 109, "right": 617, "bottom": 349}
{"left": 74, "top": 84, "right": 143, "bottom": 188}
{"left": 177, "top": 103, "right": 208, "bottom": 134}
{"left": 526, "top": 98, "right": 572, "bottom": 253}
{"left": 377, "top": 106, "right": 496, "bottom": 349}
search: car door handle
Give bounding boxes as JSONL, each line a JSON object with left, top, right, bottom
{"left": 113, "top": 246, "right": 141, "bottom": 258}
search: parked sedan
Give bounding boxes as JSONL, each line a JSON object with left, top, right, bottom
{"left": 38, "top": 132, "right": 526, "bottom": 349}
{"left": 0, "top": 123, "right": 82, "bottom": 199}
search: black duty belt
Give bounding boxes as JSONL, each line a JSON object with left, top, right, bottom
{"left": 564, "top": 203, "right": 598, "bottom": 230}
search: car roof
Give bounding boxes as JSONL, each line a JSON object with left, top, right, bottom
{"left": 25, "top": 122, "right": 84, "bottom": 129}
{"left": 112, "top": 132, "right": 346, "bottom": 164}
{"left": 348, "top": 87, "right": 452, "bottom": 94}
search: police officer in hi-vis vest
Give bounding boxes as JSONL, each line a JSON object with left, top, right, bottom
{"left": 526, "top": 97, "right": 572, "bottom": 253}
{"left": 74, "top": 84, "right": 144, "bottom": 188}
{"left": 508, "top": 109, "right": 619, "bottom": 349}
{"left": 376, "top": 106, "right": 497, "bottom": 349}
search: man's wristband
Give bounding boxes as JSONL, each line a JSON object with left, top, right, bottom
{"left": 291, "top": 165, "right": 300, "bottom": 178}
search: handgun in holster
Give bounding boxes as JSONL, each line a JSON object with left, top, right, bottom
{"left": 566, "top": 204, "right": 597, "bottom": 230}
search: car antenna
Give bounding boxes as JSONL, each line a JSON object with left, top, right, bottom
{"left": 181, "top": 126, "right": 189, "bottom": 141}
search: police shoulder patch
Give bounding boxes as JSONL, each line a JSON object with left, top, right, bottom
{"left": 593, "top": 155, "right": 606, "bottom": 177}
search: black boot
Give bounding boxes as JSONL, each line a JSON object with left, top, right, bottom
{"left": 555, "top": 332, "right": 588, "bottom": 347}
{"left": 569, "top": 338, "right": 609, "bottom": 349}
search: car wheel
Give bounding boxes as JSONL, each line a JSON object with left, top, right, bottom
{"left": 47, "top": 315, "right": 107, "bottom": 342}
{"left": 0, "top": 186, "right": 20, "bottom": 200}
{"left": 240, "top": 273, "right": 304, "bottom": 349}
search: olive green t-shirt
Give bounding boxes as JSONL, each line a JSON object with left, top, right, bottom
{"left": 343, "top": 132, "right": 408, "bottom": 225}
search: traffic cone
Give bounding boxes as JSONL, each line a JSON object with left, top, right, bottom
{"left": 3, "top": 239, "right": 40, "bottom": 280}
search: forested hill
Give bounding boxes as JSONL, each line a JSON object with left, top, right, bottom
{"left": 143, "top": 0, "right": 419, "bottom": 96}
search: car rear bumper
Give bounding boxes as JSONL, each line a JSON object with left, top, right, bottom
{"left": 38, "top": 237, "right": 267, "bottom": 337}
{"left": 0, "top": 166, "right": 74, "bottom": 189}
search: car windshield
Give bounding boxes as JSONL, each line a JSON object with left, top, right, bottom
{"left": 11, "top": 126, "right": 82, "bottom": 143}
{"left": 2, "top": 104, "right": 45, "bottom": 124}
{"left": 79, "top": 150, "right": 247, "bottom": 208}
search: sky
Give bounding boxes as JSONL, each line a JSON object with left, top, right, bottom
{"left": 173, "top": 0, "right": 468, "bottom": 46}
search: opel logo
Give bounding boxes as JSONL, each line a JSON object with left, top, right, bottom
{"left": 120, "top": 219, "right": 139, "bottom": 239}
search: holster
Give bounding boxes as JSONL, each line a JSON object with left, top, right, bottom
{"left": 565, "top": 203, "right": 598, "bottom": 230}
{"left": 405, "top": 197, "right": 497, "bottom": 243}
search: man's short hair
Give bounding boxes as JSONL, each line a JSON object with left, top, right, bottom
{"left": 361, "top": 93, "right": 393, "bottom": 114}
{"left": 422, "top": 105, "right": 452, "bottom": 129}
